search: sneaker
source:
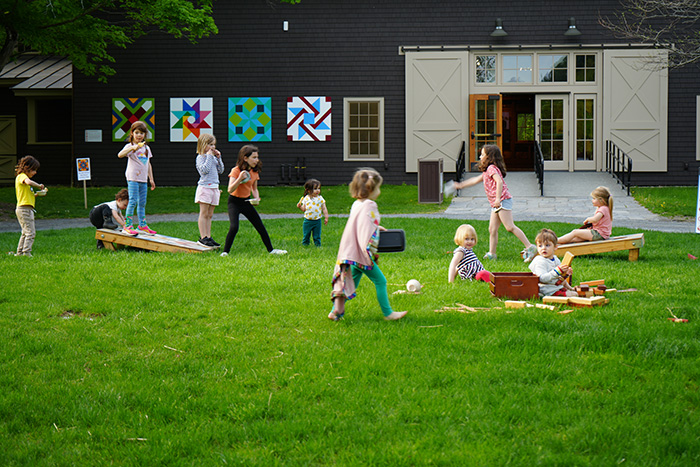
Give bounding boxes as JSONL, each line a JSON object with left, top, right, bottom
{"left": 269, "top": 249, "right": 288, "bottom": 255}
{"left": 96, "top": 240, "right": 105, "bottom": 250}
{"left": 137, "top": 225, "right": 157, "bottom": 235}
{"left": 220, "top": 252, "right": 228, "bottom": 257}
{"left": 197, "top": 237, "right": 210, "bottom": 247}
{"left": 207, "top": 237, "right": 220, "bottom": 247}
{"left": 483, "top": 252, "right": 497, "bottom": 260}
{"left": 522, "top": 244, "right": 537, "bottom": 263}
{"left": 122, "top": 226, "right": 139, "bottom": 236}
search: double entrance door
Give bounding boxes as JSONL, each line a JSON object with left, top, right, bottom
{"left": 469, "top": 94, "right": 597, "bottom": 171}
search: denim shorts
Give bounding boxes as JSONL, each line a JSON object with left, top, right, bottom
{"left": 492, "top": 197, "right": 513, "bottom": 212}
{"left": 590, "top": 229, "right": 604, "bottom": 241}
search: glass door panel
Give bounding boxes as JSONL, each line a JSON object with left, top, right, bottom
{"left": 536, "top": 94, "right": 568, "bottom": 170}
{"left": 469, "top": 94, "right": 502, "bottom": 169}
{"left": 574, "top": 94, "right": 596, "bottom": 170}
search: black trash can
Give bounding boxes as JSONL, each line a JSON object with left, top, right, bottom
{"left": 418, "top": 158, "right": 443, "bottom": 204}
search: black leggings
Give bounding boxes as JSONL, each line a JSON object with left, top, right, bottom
{"left": 223, "top": 195, "right": 273, "bottom": 253}
{"left": 89, "top": 204, "right": 112, "bottom": 228}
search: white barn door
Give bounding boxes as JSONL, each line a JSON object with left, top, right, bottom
{"left": 603, "top": 49, "right": 668, "bottom": 171}
{"left": 405, "top": 51, "right": 469, "bottom": 172}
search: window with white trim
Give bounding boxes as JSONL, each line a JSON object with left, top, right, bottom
{"left": 539, "top": 54, "right": 568, "bottom": 83}
{"left": 344, "top": 98, "right": 384, "bottom": 161}
{"left": 575, "top": 54, "right": 596, "bottom": 82}
{"left": 502, "top": 55, "right": 533, "bottom": 83}
{"left": 476, "top": 55, "right": 496, "bottom": 83}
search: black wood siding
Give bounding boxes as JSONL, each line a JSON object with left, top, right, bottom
{"left": 72, "top": 0, "right": 700, "bottom": 187}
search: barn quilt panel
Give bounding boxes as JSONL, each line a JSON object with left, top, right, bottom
{"left": 287, "top": 96, "right": 331, "bottom": 141}
{"left": 228, "top": 97, "right": 272, "bottom": 142}
{"left": 170, "top": 98, "right": 213, "bottom": 142}
{"left": 112, "top": 98, "right": 155, "bottom": 141}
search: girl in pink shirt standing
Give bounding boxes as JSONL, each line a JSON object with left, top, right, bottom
{"left": 454, "top": 144, "right": 537, "bottom": 262}
{"left": 558, "top": 186, "right": 613, "bottom": 244}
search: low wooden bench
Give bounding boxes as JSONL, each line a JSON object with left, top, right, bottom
{"left": 95, "top": 228, "right": 215, "bottom": 253}
{"left": 556, "top": 233, "right": 645, "bottom": 262}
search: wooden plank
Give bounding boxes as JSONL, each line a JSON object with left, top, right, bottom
{"left": 568, "top": 296, "right": 606, "bottom": 307}
{"left": 561, "top": 251, "right": 575, "bottom": 267}
{"left": 556, "top": 233, "right": 644, "bottom": 261}
{"left": 542, "top": 296, "right": 570, "bottom": 305}
{"left": 95, "top": 229, "right": 214, "bottom": 254}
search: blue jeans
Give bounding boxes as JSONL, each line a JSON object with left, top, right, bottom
{"left": 126, "top": 181, "right": 148, "bottom": 226}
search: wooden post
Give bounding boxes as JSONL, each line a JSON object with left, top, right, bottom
{"left": 83, "top": 180, "right": 87, "bottom": 209}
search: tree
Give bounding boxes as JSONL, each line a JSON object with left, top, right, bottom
{"left": 0, "top": 0, "right": 299, "bottom": 81}
{"left": 600, "top": 0, "right": 700, "bottom": 68}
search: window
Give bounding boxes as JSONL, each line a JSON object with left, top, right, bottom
{"left": 476, "top": 55, "right": 496, "bottom": 83}
{"left": 28, "top": 97, "right": 72, "bottom": 144}
{"left": 502, "top": 55, "right": 532, "bottom": 83}
{"left": 576, "top": 98, "right": 595, "bottom": 161}
{"left": 575, "top": 54, "right": 596, "bottom": 82}
{"left": 539, "top": 55, "right": 568, "bottom": 83}
{"left": 344, "top": 98, "right": 384, "bottom": 161}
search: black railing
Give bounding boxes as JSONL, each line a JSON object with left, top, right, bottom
{"left": 534, "top": 140, "right": 544, "bottom": 196}
{"left": 455, "top": 140, "right": 466, "bottom": 183}
{"left": 605, "top": 140, "right": 633, "bottom": 195}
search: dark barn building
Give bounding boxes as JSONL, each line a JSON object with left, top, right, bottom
{"left": 2, "top": 0, "right": 700, "bottom": 187}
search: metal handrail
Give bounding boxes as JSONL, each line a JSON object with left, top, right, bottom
{"left": 534, "top": 140, "right": 544, "bottom": 196}
{"left": 605, "top": 140, "right": 633, "bottom": 195}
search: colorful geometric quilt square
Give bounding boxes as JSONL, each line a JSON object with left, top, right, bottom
{"left": 112, "top": 98, "right": 155, "bottom": 142}
{"left": 170, "top": 98, "right": 213, "bottom": 142}
{"left": 287, "top": 96, "right": 331, "bottom": 142}
{"left": 228, "top": 98, "right": 272, "bottom": 142}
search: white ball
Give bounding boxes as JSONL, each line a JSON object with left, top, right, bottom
{"left": 406, "top": 279, "right": 422, "bottom": 292}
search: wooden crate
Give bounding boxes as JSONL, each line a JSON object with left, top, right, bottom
{"left": 489, "top": 272, "right": 539, "bottom": 299}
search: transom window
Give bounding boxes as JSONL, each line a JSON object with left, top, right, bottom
{"left": 503, "top": 55, "right": 533, "bottom": 83}
{"left": 476, "top": 55, "right": 496, "bottom": 83}
{"left": 472, "top": 51, "right": 599, "bottom": 86}
{"left": 344, "top": 98, "right": 384, "bottom": 161}
{"left": 575, "top": 54, "right": 596, "bottom": 82}
{"left": 539, "top": 55, "right": 568, "bottom": 83}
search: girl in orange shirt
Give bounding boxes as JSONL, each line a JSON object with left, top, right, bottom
{"left": 220, "top": 145, "right": 287, "bottom": 256}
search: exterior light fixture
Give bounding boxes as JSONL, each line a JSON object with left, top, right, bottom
{"left": 564, "top": 17, "right": 581, "bottom": 36}
{"left": 490, "top": 18, "right": 508, "bottom": 37}
{"left": 283, "top": 21, "right": 289, "bottom": 31}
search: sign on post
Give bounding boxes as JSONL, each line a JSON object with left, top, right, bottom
{"left": 76, "top": 158, "right": 91, "bottom": 209}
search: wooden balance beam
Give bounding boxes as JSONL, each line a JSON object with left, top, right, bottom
{"left": 95, "top": 228, "right": 216, "bottom": 253}
{"left": 556, "top": 233, "right": 644, "bottom": 261}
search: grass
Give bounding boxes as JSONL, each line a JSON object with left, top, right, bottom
{"left": 0, "top": 184, "right": 451, "bottom": 220}
{"left": 630, "top": 186, "right": 698, "bottom": 218}
{"left": 1, "top": 216, "right": 699, "bottom": 465}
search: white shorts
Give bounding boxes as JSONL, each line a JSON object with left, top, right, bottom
{"left": 195, "top": 186, "right": 220, "bottom": 206}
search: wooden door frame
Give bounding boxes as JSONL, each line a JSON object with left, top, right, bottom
{"left": 469, "top": 94, "right": 502, "bottom": 169}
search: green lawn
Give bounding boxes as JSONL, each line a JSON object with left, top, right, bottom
{"left": 1, "top": 216, "right": 698, "bottom": 465}
{"left": 0, "top": 184, "right": 451, "bottom": 221}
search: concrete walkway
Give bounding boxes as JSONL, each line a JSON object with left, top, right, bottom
{"left": 0, "top": 172, "right": 695, "bottom": 234}
{"left": 443, "top": 171, "right": 696, "bottom": 233}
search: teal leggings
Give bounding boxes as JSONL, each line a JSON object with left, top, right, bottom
{"left": 351, "top": 263, "right": 393, "bottom": 316}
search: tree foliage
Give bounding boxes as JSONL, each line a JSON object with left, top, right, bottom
{"left": 0, "top": 0, "right": 297, "bottom": 81}
{"left": 600, "top": 0, "right": 700, "bottom": 68}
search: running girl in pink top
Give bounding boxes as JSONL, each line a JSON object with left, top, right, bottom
{"left": 558, "top": 186, "right": 613, "bottom": 244}
{"left": 454, "top": 144, "right": 537, "bottom": 262}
